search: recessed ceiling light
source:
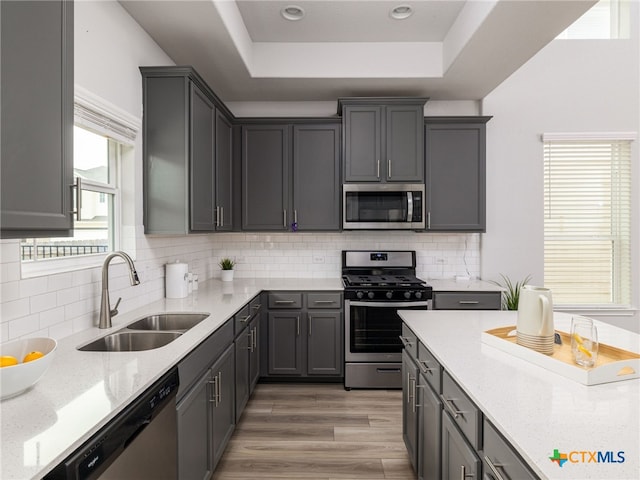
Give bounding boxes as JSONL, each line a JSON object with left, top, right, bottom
{"left": 390, "top": 4, "right": 413, "bottom": 20}
{"left": 281, "top": 5, "right": 305, "bottom": 21}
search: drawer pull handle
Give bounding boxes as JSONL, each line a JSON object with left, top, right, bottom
{"left": 419, "top": 360, "right": 436, "bottom": 373}
{"left": 240, "top": 315, "right": 251, "bottom": 323}
{"left": 458, "top": 301, "right": 479, "bottom": 305}
{"left": 252, "top": 304, "right": 262, "bottom": 310}
{"left": 441, "top": 395, "right": 464, "bottom": 419}
{"left": 275, "top": 300, "right": 295, "bottom": 304}
{"left": 484, "top": 456, "right": 507, "bottom": 480}
{"left": 314, "top": 300, "right": 336, "bottom": 304}
{"left": 399, "top": 336, "right": 413, "bottom": 347}
{"left": 376, "top": 368, "right": 401, "bottom": 373}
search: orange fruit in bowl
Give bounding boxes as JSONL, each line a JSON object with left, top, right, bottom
{"left": 23, "top": 351, "right": 45, "bottom": 363}
{"left": 0, "top": 355, "right": 19, "bottom": 367}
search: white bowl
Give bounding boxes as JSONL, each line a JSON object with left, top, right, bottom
{"left": 0, "top": 337, "right": 57, "bottom": 400}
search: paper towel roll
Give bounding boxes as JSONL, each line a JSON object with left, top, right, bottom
{"left": 166, "top": 262, "right": 189, "bottom": 298}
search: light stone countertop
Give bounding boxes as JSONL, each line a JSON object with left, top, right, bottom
{"left": 0, "top": 277, "right": 342, "bottom": 480}
{"left": 426, "top": 278, "right": 503, "bottom": 292}
{"left": 399, "top": 310, "right": 640, "bottom": 480}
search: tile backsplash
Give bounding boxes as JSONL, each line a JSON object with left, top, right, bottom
{"left": 0, "top": 230, "right": 479, "bottom": 342}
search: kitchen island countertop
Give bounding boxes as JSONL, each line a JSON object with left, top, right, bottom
{"left": 399, "top": 309, "right": 640, "bottom": 480}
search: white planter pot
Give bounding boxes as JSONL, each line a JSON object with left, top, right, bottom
{"left": 221, "top": 270, "right": 234, "bottom": 282}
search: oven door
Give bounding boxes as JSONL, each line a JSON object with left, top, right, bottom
{"left": 345, "top": 300, "right": 430, "bottom": 362}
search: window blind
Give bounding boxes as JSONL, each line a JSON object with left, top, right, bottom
{"left": 543, "top": 138, "right": 632, "bottom": 306}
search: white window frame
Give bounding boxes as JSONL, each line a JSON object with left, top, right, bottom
{"left": 542, "top": 131, "right": 635, "bottom": 310}
{"left": 21, "top": 87, "right": 140, "bottom": 277}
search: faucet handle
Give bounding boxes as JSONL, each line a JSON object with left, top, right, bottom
{"left": 111, "top": 297, "right": 122, "bottom": 317}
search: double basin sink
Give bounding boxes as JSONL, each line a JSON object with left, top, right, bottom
{"left": 78, "top": 313, "right": 210, "bottom": 352}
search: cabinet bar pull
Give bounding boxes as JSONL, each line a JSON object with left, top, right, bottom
{"left": 240, "top": 315, "right": 251, "bottom": 323}
{"left": 459, "top": 301, "right": 480, "bottom": 305}
{"left": 483, "top": 456, "right": 507, "bottom": 480}
{"left": 208, "top": 377, "right": 217, "bottom": 405}
{"left": 296, "top": 315, "right": 300, "bottom": 336}
{"left": 460, "top": 465, "right": 474, "bottom": 479}
{"left": 294, "top": 210, "right": 298, "bottom": 224}
{"left": 388, "top": 159, "right": 391, "bottom": 178}
{"left": 216, "top": 372, "right": 222, "bottom": 405}
{"left": 376, "top": 159, "right": 380, "bottom": 179}
{"left": 248, "top": 330, "right": 254, "bottom": 352}
{"left": 215, "top": 206, "right": 220, "bottom": 227}
{"left": 441, "top": 395, "right": 464, "bottom": 419}
{"left": 275, "top": 300, "right": 295, "bottom": 304}
{"left": 427, "top": 211, "right": 431, "bottom": 229}
{"left": 252, "top": 327, "right": 257, "bottom": 350}
{"left": 314, "top": 300, "right": 335, "bottom": 304}
{"left": 410, "top": 376, "right": 417, "bottom": 413}
{"left": 399, "top": 336, "right": 413, "bottom": 348}
{"left": 252, "top": 304, "right": 262, "bottom": 310}
{"left": 283, "top": 209, "right": 287, "bottom": 228}
{"left": 308, "top": 315, "right": 312, "bottom": 336}
{"left": 71, "top": 177, "right": 82, "bottom": 221}
{"left": 220, "top": 206, "right": 224, "bottom": 227}
{"left": 419, "top": 360, "right": 436, "bottom": 373}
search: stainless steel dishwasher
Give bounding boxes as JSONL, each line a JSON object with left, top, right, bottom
{"left": 44, "top": 367, "right": 179, "bottom": 480}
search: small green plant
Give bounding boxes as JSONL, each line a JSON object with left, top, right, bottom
{"left": 218, "top": 258, "right": 235, "bottom": 270}
{"left": 490, "top": 274, "right": 532, "bottom": 310}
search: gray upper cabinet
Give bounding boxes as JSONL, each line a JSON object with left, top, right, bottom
{"left": 242, "top": 123, "right": 341, "bottom": 232}
{"left": 140, "top": 66, "right": 234, "bottom": 234}
{"left": 1, "top": 0, "right": 74, "bottom": 238}
{"left": 242, "top": 125, "right": 289, "bottom": 231}
{"left": 425, "top": 118, "right": 490, "bottom": 232}
{"left": 340, "top": 98, "right": 427, "bottom": 183}
{"left": 292, "top": 124, "right": 341, "bottom": 231}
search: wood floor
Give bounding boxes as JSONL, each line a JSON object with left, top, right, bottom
{"left": 213, "top": 383, "right": 415, "bottom": 480}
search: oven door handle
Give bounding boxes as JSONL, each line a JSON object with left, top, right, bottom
{"left": 348, "top": 301, "right": 431, "bottom": 308}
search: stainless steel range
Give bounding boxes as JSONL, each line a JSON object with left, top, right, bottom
{"left": 343, "top": 250, "right": 432, "bottom": 389}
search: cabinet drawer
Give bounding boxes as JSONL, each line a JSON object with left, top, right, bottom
{"left": 306, "top": 292, "right": 342, "bottom": 309}
{"left": 249, "top": 295, "right": 262, "bottom": 316}
{"left": 234, "top": 304, "right": 252, "bottom": 334}
{"left": 400, "top": 323, "right": 418, "bottom": 359}
{"left": 442, "top": 371, "right": 482, "bottom": 450}
{"left": 483, "top": 419, "right": 538, "bottom": 480}
{"left": 433, "top": 292, "right": 501, "bottom": 310}
{"left": 418, "top": 342, "right": 442, "bottom": 393}
{"left": 268, "top": 292, "right": 303, "bottom": 309}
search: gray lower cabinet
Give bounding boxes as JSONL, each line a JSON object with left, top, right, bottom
{"left": 432, "top": 292, "right": 501, "bottom": 311}
{"left": 340, "top": 98, "right": 427, "bottom": 183}
{"left": 242, "top": 123, "right": 341, "bottom": 231}
{"left": 402, "top": 350, "right": 419, "bottom": 471}
{"left": 177, "top": 321, "right": 235, "bottom": 479}
{"left": 268, "top": 311, "right": 304, "bottom": 375}
{"left": 425, "top": 118, "right": 491, "bottom": 232}
{"left": 140, "top": 66, "right": 234, "bottom": 234}
{"left": 1, "top": 0, "right": 74, "bottom": 238}
{"left": 266, "top": 292, "right": 343, "bottom": 378}
{"left": 442, "top": 412, "right": 481, "bottom": 480}
{"left": 418, "top": 372, "right": 442, "bottom": 480}
{"left": 234, "top": 297, "right": 262, "bottom": 422}
{"left": 483, "top": 419, "right": 538, "bottom": 480}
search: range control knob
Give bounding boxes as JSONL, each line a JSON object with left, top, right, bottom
{"left": 367, "top": 291, "right": 375, "bottom": 300}
{"left": 404, "top": 291, "right": 412, "bottom": 299}
{"left": 386, "top": 291, "right": 393, "bottom": 299}
{"left": 415, "top": 291, "right": 423, "bottom": 300}
{"left": 356, "top": 291, "right": 364, "bottom": 299}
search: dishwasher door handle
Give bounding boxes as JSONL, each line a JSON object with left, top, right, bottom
{"left": 123, "top": 415, "right": 152, "bottom": 450}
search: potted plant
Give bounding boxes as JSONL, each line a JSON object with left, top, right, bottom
{"left": 219, "top": 258, "right": 235, "bottom": 282}
{"left": 490, "top": 274, "right": 532, "bottom": 310}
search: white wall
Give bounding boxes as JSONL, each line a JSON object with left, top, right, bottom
{"left": 481, "top": 3, "right": 640, "bottom": 332}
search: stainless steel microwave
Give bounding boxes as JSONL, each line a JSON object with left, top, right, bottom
{"left": 343, "top": 183, "right": 425, "bottom": 230}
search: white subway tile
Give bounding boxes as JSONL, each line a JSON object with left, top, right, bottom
{"left": 8, "top": 314, "right": 40, "bottom": 339}
{"left": 30, "top": 292, "right": 58, "bottom": 314}
{"left": 1, "top": 298, "right": 30, "bottom": 321}
{"left": 1, "top": 281, "right": 20, "bottom": 303}
{"left": 19, "top": 276, "right": 49, "bottom": 298}
{"left": 39, "top": 306, "right": 66, "bottom": 329}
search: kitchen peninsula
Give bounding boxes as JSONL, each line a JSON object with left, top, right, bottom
{"left": 399, "top": 310, "right": 640, "bottom": 479}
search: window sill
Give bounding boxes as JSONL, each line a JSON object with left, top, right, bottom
{"left": 21, "top": 253, "right": 108, "bottom": 278}
{"left": 555, "top": 306, "right": 637, "bottom": 317}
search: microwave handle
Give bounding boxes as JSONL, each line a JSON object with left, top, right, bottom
{"left": 407, "top": 192, "right": 414, "bottom": 221}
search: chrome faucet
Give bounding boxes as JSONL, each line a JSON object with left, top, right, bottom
{"left": 99, "top": 251, "right": 140, "bottom": 329}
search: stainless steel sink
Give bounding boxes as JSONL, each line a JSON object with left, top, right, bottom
{"left": 125, "top": 313, "right": 209, "bottom": 332}
{"left": 78, "top": 331, "right": 182, "bottom": 352}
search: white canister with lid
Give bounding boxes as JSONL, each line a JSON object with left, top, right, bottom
{"left": 165, "top": 261, "right": 189, "bottom": 298}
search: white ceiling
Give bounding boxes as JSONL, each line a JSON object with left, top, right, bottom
{"left": 119, "top": 0, "right": 597, "bottom": 103}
